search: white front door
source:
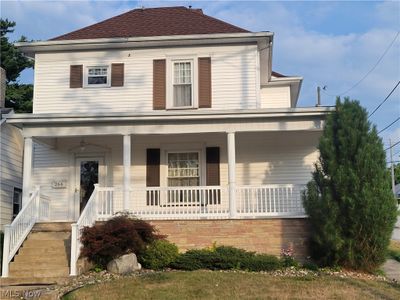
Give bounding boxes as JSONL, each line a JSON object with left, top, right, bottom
{"left": 74, "top": 156, "right": 105, "bottom": 218}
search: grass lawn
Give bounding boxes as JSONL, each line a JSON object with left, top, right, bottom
{"left": 63, "top": 271, "right": 400, "bottom": 300}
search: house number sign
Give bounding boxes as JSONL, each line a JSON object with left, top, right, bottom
{"left": 51, "top": 179, "right": 67, "bottom": 189}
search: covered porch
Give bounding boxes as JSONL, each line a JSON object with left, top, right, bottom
{"left": 19, "top": 128, "right": 320, "bottom": 221}
{"left": 2, "top": 109, "right": 328, "bottom": 276}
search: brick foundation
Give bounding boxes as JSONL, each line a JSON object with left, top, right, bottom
{"left": 150, "top": 218, "right": 310, "bottom": 259}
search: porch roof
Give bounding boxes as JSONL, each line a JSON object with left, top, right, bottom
{"left": 6, "top": 107, "right": 334, "bottom": 137}
{"left": 7, "top": 107, "right": 333, "bottom": 125}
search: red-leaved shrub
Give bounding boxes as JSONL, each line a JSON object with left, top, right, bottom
{"left": 80, "top": 213, "right": 163, "bottom": 267}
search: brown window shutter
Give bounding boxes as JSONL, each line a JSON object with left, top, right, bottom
{"left": 146, "top": 148, "right": 161, "bottom": 206}
{"left": 198, "top": 57, "right": 212, "bottom": 108}
{"left": 146, "top": 149, "right": 160, "bottom": 187}
{"left": 111, "top": 63, "right": 124, "bottom": 87}
{"left": 153, "top": 59, "right": 166, "bottom": 110}
{"left": 70, "top": 65, "right": 83, "bottom": 88}
{"left": 206, "top": 147, "right": 220, "bottom": 204}
{"left": 206, "top": 147, "right": 220, "bottom": 185}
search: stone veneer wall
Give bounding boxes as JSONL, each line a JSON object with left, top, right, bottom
{"left": 150, "top": 218, "right": 310, "bottom": 259}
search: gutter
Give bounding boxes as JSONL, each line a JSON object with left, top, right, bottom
{"left": 15, "top": 32, "right": 274, "bottom": 56}
{"left": 7, "top": 107, "right": 334, "bottom": 126}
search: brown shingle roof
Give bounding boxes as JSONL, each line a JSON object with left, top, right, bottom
{"left": 50, "top": 6, "right": 249, "bottom": 41}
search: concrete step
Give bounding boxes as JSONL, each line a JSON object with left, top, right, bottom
{"left": 14, "top": 253, "right": 69, "bottom": 264}
{"left": 10, "top": 261, "right": 69, "bottom": 271}
{"left": 22, "top": 239, "right": 70, "bottom": 248}
{"left": 27, "top": 231, "right": 71, "bottom": 240}
{"left": 0, "top": 276, "right": 71, "bottom": 286}
{"left": 17, "top": 247, "right": 70, "bottom": 256}
{"left": 9, "top": 267, "right": 70, "bottom": 278}
{"left": 32, "top": 222, "right": 72, "bottom": 232}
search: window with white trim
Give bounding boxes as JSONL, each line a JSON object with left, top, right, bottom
{"left": 86, "top": 66, "right": 110, "bottom": 87}
{"left": 173, "top": 61, "right": 193, "bottom": 107}
{"left": 167, "top": 152, "right": 199, "bottom": 186}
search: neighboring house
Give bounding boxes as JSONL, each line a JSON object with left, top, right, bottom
{"left": 0, "top": 109, "right": 24, "bottom": 231}
{"left": 0, "top": 67, "right": 24, "bottom": 231}
{"left": 2, "top": 7, "right": 333, "bottom": 279}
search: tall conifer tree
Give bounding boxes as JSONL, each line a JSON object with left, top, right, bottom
{"left": 303, "top": 98, "right": 397, "bottom": 271}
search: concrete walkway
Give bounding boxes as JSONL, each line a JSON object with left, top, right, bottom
{"left": 383, "top": 259, "right": 400, "bottom": 282}
{"left": 392, "top": 216, "right": 400, "bottom": 241}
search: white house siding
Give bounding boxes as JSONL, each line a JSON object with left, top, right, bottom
{"left": 31, "top": 131, "right": 319, "bottom": 221}
{"left": 0, "top": 123, "right": 23, "bottom": 229}
{"left": 33, "top": 44, "right": 258, "bottom": 114}
{"left": 235, "top": 131, "right": 320, "bottom": 185}
{"left": 260, "top": 86, "right": 291, "bottom": 109}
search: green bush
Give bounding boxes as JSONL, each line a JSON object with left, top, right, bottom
{"left": 242, "top": 254, "right": 281, "bottom": 272}
{"left": 140, "top": 240, "right": 179, "bottom": 270}
{"left": 302, "top": 261, "right": 319, "bottom": 271}
{"left": 170, "top": 249, "right": 214, "bottom": 270}
{"left": 171, "top": 245, "right": 286, "bottom": 272}
{"left": 303, "top": 99, "right": 398, "bottom": 272}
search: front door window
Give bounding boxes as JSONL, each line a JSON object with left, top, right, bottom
{"left": 79, "top": 160, "right": 99, "bottom": 212}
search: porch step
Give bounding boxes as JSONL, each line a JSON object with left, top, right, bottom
{"left": 0, "top": 276, "right": 70, "bottom": 286}
{"left": 32, "top": 222, "right": 72, "bottom": 232}
{"left": 7, "top": 223, "right": 72, "bottom": 279}
{"left": 8, "top": 267, "right": 70, "bottom": 278}
{"left": 27, "top": 231, "right": 71, "bottom": 240}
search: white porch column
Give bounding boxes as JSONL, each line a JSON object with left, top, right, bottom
{"left": 123, "top": 134, "right": 131, "bottom": 211}
{"left": 227, "top": 131, "right": 237, "bottom": 218}
{"left": 22, "top": 137, "right": 33, "bottom": 206}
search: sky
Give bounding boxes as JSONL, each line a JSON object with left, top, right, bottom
{"left": 1, "top": 0, "right": 400, "bottom": 161}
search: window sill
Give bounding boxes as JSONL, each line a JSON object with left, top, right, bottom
{"left": 83, "top": 85, "right": 111, "bottom": 89}
{"left": 166, "top": 106, "right": 198, "bottom": 110}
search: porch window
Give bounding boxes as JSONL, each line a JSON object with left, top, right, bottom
{"left": 12, "top": 187, "right": 22, "bottom": 219}
{"left": 85, "top": 66, "right": 110, "bottom": 87}
{"left": 173, "top": 61, "right": 192, "bottom": 107}
{"left": 167, "top": 152, "right": 199, "bottom": 186}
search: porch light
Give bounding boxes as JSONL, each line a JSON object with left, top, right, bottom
{"left": 80, "top": 139, "right": 86, "bottom": 151}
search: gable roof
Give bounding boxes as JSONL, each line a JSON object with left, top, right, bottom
{"left": 51, "top": 6, "right": 249, "bottom": 41}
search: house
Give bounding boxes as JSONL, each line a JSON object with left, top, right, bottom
{"left": 1, "top": 6, "right": 333, "bottom": 279}
{"left": 0, "top": 67, "right": 24, "bottom": 231}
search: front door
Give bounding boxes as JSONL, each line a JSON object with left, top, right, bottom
{"left": 75, "top": 157, "right": 105, "bottom": 214}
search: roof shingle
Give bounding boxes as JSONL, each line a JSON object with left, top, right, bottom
{"left": 50, "top": 6, "right": 249, "bottom": 41}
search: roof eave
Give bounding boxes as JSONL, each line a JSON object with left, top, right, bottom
{"left": 16, "top": 32, "right": 274, "bottom": 57}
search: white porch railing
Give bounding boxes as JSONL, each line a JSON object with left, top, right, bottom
{"left": 69, "top": 184, "right": 306, "bottom": 275}
{"left": 70, "top": 185, "right": 114, "bottom": 276}
{"left": 236, "top": 184, "right": 306, "bottom": 217}
{"left": 130, "top": 186, "right": 229, "bottom": 219}
{"left": 1, "top": 186, "right": 51, "bottom": 277}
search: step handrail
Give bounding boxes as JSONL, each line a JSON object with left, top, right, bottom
{"left": 70, "top": 184, "right": 99, "bottom": 276}
{"left": 1, "top": 186, "right": 44, "bottom": 277}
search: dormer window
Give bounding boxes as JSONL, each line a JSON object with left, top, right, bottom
{"left": 85, "top": 66, "right": 110, "bottom": 87}
{"left": 173, "top": 61, "right": 193, "bottom": 108}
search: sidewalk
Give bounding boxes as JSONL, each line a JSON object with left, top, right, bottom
{"left": 383, "top": 259, "right": 400, "bottom": 282}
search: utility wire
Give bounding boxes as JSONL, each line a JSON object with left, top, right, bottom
{"left": 378, "top": 117, "right": 400, "bottom": 134}
{"left": 385, "top": 140, "right": 400, "bottom": 151}
{"left": 321, "top": 31, "right": 399, "bottom": 97}
{"left": 368, "top": 81, "right": 400, "bottom": 118}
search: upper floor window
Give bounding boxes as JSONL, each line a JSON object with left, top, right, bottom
{"left": 173, "top": 61, "right": 193, "bottom": 108}
{"left": 85, "top": 66, "right": 110, "bottom": 87}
